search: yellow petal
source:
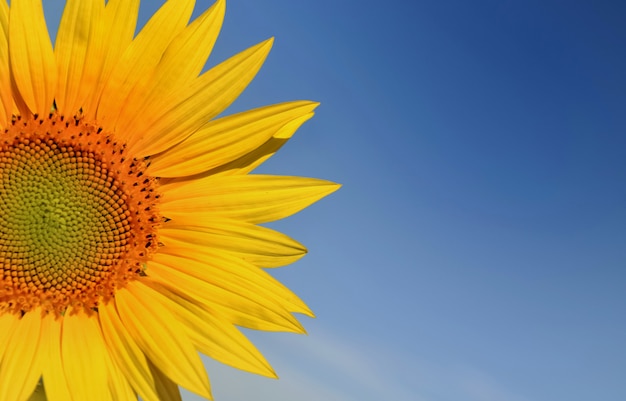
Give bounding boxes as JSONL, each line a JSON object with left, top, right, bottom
{"left": 96, "top": 0, "right": 194, "bottom": 126}
{"left": 54, "top": 0, "right": 104, "bottom": 115}
{"left": 141, "top": 278, "right": 276, "bottom": 377}
{"left": 161, "top": 174, "right": 340, "bottom": 224}
{"left": 156, "top": 243, "right": 313, "bottom": 316}
{"left": 157, "top": 0, "right": 224, "bottom": 79}
{"left": 61, "top": 310, "right": 113, "bottom": 401}
{"left": 99, "top": 303, "right": 162, "bottom": 401}
{"left": 8, "top": 0, "right": 56, "bottom": 115}
{"left": 146, "top": 101, "right": 318, "bottom": 177}
{"left": 148, "top": 254, "right": 306, "bottom": 333}
{"left": 0, "top": 311, "right": 20, "bottom": 361}
{"left": 0, "top": 1, "right": 13, "bottom": 125}
{"left": 213, "top": 111, "right": 317, "bottom": 176}
{"left": 81, "top": 0, "right": 140, "bottom": 118}
{"left": 116, "top": 281, "right": 212, "bottom": 399}
{"left": 160, "top": 217, "right": 306, "bottom": 267}
{"left": 40, "top": 314, "right": 71, "bottom": 401}
{"left": 126, "top": 38, "right": 274, "bottom": 157}
{"left": 147, "top": 360, "right": 183, "bottom": 401}
{"left": 0, "top": 310, "right": 43, "bottom": 401}
{"left": 116, "top": 0, "right": 225, "bottom": 132}
{"left": 105, "top": 355, "right": 136, "bottom": 401}
{"left": 158, "top": 111, "right": 314, "bottom": 186}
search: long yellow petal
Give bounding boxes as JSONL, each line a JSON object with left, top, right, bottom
{"left": 8, "top": 0, "right": 56, "bottom": 115}
{"left": 161, "top": 174, "right": 340, "bottom": 224}
{"left": 105, "top": 354, "right": 136, "bottom": 401}
{"left": 116, "top": 282, "right": 212, "bottom": 399}
{"left": 0, "top": 311, "right": 19, "bottom": 361}
{"left": 40, "top": 314, "right": 71, "bottom": 401}
{"left": 0, "top": 312, "right": 23, "bottom": 398}
{"left": 148, "top": 254, "right": 306, "bottom": 333}
{"left": 116, "top": 0, "right": 225, "bottom": 132}
{"left": 160, "top": 217, "right": 306, "bottom": 267}
{"left": 126, "top": 38, "right": 274, "bottom": 157}
{"left": 147, "top": 360, "right": 183, "bottom": 401}
{"left": 96, "top": 0, "right": 194, "bottom": 126}
{"left": 99, "top": 303, "right": 163, "bottom": 401}
{"left": 0, "top": 0, "right": 13, "bottom": 125}
{"left": 54, "top": 0, "right": 103, "bottom": 115}
{"left": 146, "top": 101, "right": 318, "bottom": 177}
{"left": 214, "top": 112, "right": 316, "bottom": 176}
{"left": 61, "top": 310, "right": 113, "bottom": 401}
{"left": 156, "top": 0, "right": 224, "bottom": 80}
{"left": 81, "top": 0, "right": 139, "bottom": 118}
{"left": 141, "top": 278, "right": 276, "bottom": 377}
{"left": 156, "top": 243, "right": 313, "bottom": 316}
{"left": 146, "top": 262, "right": 301, "bottom": 333}
{"left": 0, "top": 310, "right": 43, "bottom": 401}
{"left": 158, "top": 111, "right": 314, "bottom": 187}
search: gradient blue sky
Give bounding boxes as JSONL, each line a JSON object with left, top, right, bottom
{"left": 43, "top": 1, "right": 626, "bottom": 400}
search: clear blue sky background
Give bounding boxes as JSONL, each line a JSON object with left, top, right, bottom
{"left": 44, "top": 1, "right": 626, "bottom": 400}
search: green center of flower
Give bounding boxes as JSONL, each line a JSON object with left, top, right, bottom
{"left": 0, "top": 115, "right": 160, "bottom": 315}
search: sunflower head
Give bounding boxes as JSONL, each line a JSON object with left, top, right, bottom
{"left": 0, "top": 114, "right": 160, "bottom": 316}
{"left": 0, "top": 0, "right": 338, "bottom": 400}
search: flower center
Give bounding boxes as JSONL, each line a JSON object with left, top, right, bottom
{"left": 0, "top": 114, "right": 160, "bottom": 315}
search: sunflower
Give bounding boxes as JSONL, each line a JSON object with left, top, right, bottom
{"left": 0, "top": 0, "right": 339, "bottom": 400}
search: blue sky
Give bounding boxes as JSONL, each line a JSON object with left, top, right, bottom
{"left": 43, "top": 1, "right": 626, "bottom": 400}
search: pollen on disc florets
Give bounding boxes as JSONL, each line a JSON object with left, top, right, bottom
{"left": 0, "top": 113, "right": 161, "bottom": 316}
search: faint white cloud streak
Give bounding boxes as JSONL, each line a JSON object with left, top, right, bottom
{"left": 181, "top": 325, "right": 530, "bottom": 401}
